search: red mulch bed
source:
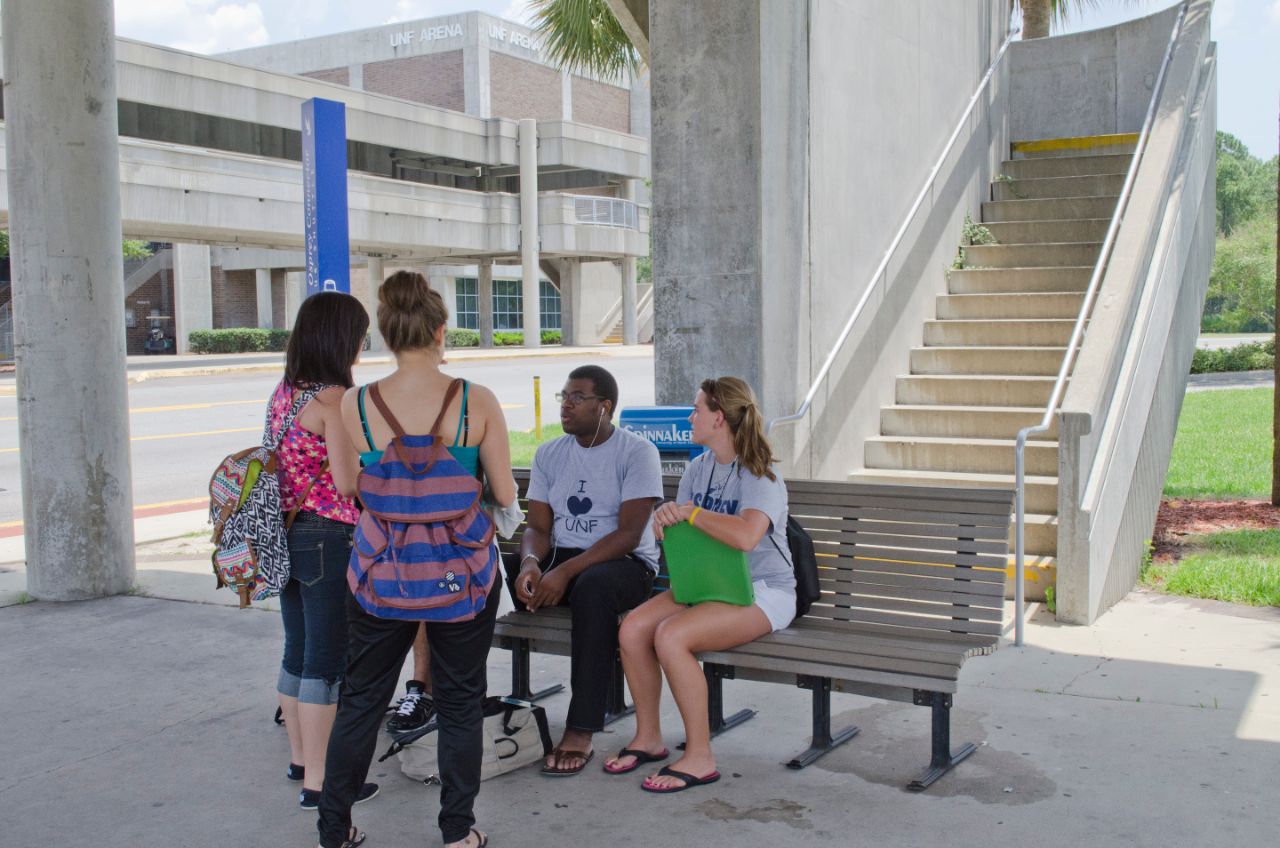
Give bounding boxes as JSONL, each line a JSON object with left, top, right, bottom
{"left": 1152, "top": 498, "right": 1280, "bottom": 562}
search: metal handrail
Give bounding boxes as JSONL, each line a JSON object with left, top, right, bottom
{"left": 766, "top": 21, "right": 1017, "bottom": 437}
{"left": 1011, "top": 0, "right": 1190, "bottom": 647}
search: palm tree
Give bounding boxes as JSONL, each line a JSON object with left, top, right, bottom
{"left": 528, "top": 0, "right": 640, "bottom": 81}
{"left": 1015, "top": 0, "right": 1144, "bottom": 40}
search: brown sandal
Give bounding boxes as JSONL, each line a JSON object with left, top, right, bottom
{"left": 540, "top": 748, "right": 594, "bottom": 776}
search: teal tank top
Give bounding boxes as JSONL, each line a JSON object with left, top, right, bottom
{"left": 357, "top": 380, "right": 481, "bottom": 476}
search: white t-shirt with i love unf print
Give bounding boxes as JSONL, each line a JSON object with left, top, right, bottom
{"left": 677, "top": 452, "right": 795, "bottom": 592}
{"left": 527, "top": 427, "right": 664, "bottom": 572}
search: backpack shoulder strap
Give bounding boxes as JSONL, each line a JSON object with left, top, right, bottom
{"left": 430, "top": 378, "right": 465, "bottom": 440}
{"left": 368, "top": 382, "right": 407, "bottom": 440}
{"left": 357, "top": 385, "right": 377, "bottom": 451}
{"left": 267, "top": 384, "right": 320, "bottom": 451}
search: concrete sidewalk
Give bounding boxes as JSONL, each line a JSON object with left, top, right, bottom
{"left": 1, "top": 535, "right": 1276, "bottom": 848}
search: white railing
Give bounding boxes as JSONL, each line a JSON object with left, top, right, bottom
{"left": 124, "top": 246, "right": 173, "bottom": 298}
{"left": 596, "top": 282, "right": 654, "bottom": 340}
{"left": 0, "top": 301, "right": 12, "bottom": 363}
{"left": 766, "top": 21, "right": 1017, "bottom": 437}
{"left": 1011, "top": 0, "right": 1190, "bottom": 646}
{"left": 573, "top": 196, "right": 640, "bottom": 229}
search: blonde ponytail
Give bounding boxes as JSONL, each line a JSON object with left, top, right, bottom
{"left": 700, "top": 377, "right": 776, "bottom": 481}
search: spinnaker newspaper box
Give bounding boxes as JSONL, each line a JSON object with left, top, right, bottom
{"left": 618, "top": 407, "right": 705, "bottom": 476}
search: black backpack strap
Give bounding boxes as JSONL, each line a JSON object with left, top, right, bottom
{"left": 266, "top": 384, "right": 325, "bottom": 451}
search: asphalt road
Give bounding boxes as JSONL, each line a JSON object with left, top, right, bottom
{"left": 0, "top": 353, "right": 656, "bottom": 525}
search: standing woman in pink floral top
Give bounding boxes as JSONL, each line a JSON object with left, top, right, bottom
{"left": 268, "top": 292, "right": 374, "bottom": 812}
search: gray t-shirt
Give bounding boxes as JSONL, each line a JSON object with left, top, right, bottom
{"left": 677, "top": 452, "right": 795, "bottom": 591}
{"left": 528, "top": 427, "right": 664, "bottom": 571}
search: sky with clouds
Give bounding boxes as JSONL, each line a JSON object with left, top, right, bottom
{"left": 109, "top": 0, "right": 1277, "bottom": 158}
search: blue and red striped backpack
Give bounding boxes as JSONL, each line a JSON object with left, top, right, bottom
{"left": 349, "top": 379, "right": 497, "bottom": 622}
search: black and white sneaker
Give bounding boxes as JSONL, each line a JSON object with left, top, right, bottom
{"left": 299, "top": 782, "right": 378, "bottom": 811}
{"left": 386, "top": 681, "right": 434, "bottom": 734}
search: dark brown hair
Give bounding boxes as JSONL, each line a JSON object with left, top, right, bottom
{"left": 284, "top": 292, "right": 369, "bottom": 389}
{"left": 378, "top": 270, "right": 450, "bottom": 353}
{"left": 701, "top": 377, "right": 776, "bottom": 481}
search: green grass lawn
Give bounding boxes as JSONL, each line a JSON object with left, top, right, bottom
{"left": 508, "top": 424, "right": 564, "bottom": 468}
{"left": 1163, "top": 387, "right": 1273, "bottom": 499}
{"left": 1143, "top": 529, "right": 1280, "bottom": 607}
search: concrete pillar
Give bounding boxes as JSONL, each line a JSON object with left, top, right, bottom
{"left": 559, "top": 258, "right": 580, "bottom": 346}
{"left": 518, "top": 119, "right": 542, "bottom": 348}
{"left": 561, "top": 71, "right": 573, "bottom": 121}
{"left": 255, "top": 269, "right": 273, "bottom": 329}
{"left": 365, "top": 257, "right": 385, "bottom": 352}
{"left": 464, "top": 41, "right": 491, "bottom": 117}
{"left": 621, "top": 180, "right": 639, "bottom": 345}
{"left": 172, "top": 244, "right": 213, "bottom": 353}
{"left": 284, "top": 270, "right": 307, "bottom": 330}
{"left": 3, "top": 0, "right": 135, "bottom": 599}
{"left": 348, "top": 63, "right": 364, "bottom": 91}
{"left": 478, "top": 259, "right": 495, "bottom": 348}
{"left": 651, "top": 1, "right": 808, "bottom": 427}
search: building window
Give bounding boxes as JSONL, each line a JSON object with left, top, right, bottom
{"left": 492, "top": 279, "right": 522, "bottom": 330}
{"left": 540, "top": 280, "right": 561, "bottom": 330}
{"left": 454, "top": 278, "right": 478, "bottom": 330}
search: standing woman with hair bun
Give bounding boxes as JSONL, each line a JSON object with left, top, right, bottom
{"left": 605, "top": 377, "right": 795, "bottom": 793}
{"left": 317, "top": 271, "right": 514, "bottom": 848}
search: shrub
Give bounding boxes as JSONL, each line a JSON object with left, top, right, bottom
{"left": 489, "top": 330, "right": 563, "bottom": 346}
{"left": 1190, "top": 340, "right": 1275, "bottom": 374}
{"left": 447, "top": 329, "right": 480, "bottom": 347}
{"left": 188, "top": 328, "right": 290, "bottom": 354}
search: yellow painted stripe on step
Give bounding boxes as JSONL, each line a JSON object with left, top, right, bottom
{"left": 1012, "top": 133, "right": 1139, "bottom": 154}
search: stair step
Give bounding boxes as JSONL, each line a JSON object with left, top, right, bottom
{"left": 938, "top": 292, "right": 1085, "bottom": 321}
{"left": 982, "top": 218, "right": 1112, "bottom": 244}
{"left": 866, "top": 435, "right": 1058, "bottom": 476}
{"left": 1012, "top": 134, "right": 1137, "bottom": 160}
{"left": 1000, "top": 153, "right": 1132, "bottom": 179}
{"left": 848, "top": 468, "right": 1059, "bottom": 515}
{"left": 947, "top": 266, "right": 1093, "bottom": 294}
{"left": 1013, "top": 513, "right": 1059, "bottom": 558}
{"left": 964, "top": 242, "right": 1102, "bottom": 269}
{"left": 881, "top": 404, "right": 1059, "bottom": 441}
{"left": 982, "top": 196, "right": 1120, "bottom": 222}
{"left": 896, "top": 374, "right": 1063, "bottom": 407}
{"left": 992, "top": 173, "right": 1126, "bottom": 201}
{"left": 1004, "top": 553, "right": 1057, "bottom": 601}
{"left": 909, "top": 346, "right": 1069, "bottom": 376}
{"left": 924, "top": 319, "right": 1078, "bottom": 347}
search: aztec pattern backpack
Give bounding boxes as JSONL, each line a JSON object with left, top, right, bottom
{"left": 208, "top": 385, "right": 324, "bottom": 608}
{"left": 349, "top": 379, "right": 497, "bottom": 622}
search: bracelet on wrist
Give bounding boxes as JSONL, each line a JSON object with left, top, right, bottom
{"left": 521, "top": 553, "right": 541, "bottom": 567}
{"left": 689, "top": 507, "right": 702, "bottom": 525}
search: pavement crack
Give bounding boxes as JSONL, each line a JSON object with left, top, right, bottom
{"left": 1060, "top": 656, "right": 1112, "bottom": 695}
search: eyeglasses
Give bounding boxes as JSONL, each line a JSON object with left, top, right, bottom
{"left": 556, "top": 391, "right": 605, "bottom": 406}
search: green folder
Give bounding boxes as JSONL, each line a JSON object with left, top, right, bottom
{"left": 663, "top": 521, "right": 755, "bottom": 606}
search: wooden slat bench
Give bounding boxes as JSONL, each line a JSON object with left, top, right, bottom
{"left": 492, "top": 470, "right": 1013, "bottom": 790}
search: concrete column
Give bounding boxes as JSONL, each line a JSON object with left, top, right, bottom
{"left": 3, "top": 0, "right": 135, "bottom": 599}
{"left": 464, "top": 41, "right": 491, "bottom": 117}
{"left": 478, "top": 259, "right": 495, "bottom": 348}
{"left": 284, "top": 270, "right": 307, "bottom": 330}
{"left": 559, "top": 258, "right": 580, "bottom": 346}
{"left": 651, "top": 1, "right": 808, "bottom": 429}
{"left": 561, "top": 71, "right": 573, "bottom": 120}
{"left": 255, "top": 269, "right": 273, "bottom": 329}
{"left": 365, "top": 257, "right": 385, "bottom": 352}
{"left": 172, "top": 244, "right": 213, "bottom": 353}
{"left": 348, "top": 63, "right": 364, "bottom": 91}
{"left": 518, "top": 119, "right": 542, "bottom": 348}
{"left": 620, "top": 180, "right": 639, "bottom": 345}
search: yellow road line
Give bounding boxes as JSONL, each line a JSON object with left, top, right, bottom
{"left": 0, "top": 398, "right": 264, "bottom": 422}
{"left": 0, "top": 426, "right": 259, "bottom": 453}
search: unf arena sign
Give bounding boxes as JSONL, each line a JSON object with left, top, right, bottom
{"left": 388, "top": 20, "right": 542, "bottom": 52}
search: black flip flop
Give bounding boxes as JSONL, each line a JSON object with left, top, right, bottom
{"left": 603, "top": 747, "right": 670, "bottom": 775}
{"left": 641, "top": 765, "right": 722, "bottom": 794}
{"left": 541, "top": 748, "right": 594, "bottom": 776}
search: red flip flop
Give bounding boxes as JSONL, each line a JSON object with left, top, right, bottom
{"left": 603, "top": 747, "right": 670, "bottom": 775}
{"left": 641, "top": 765, "right": 721, "bottom": 793}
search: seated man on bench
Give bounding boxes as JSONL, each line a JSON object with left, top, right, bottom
{"left": 506, "top": 365, "right": 663, "bottom": 777}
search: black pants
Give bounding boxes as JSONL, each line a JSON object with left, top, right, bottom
{"left": 317, "top": 579, "right": 500, "bottom": 847}
{"left": 503, "top": 548, "right": 654, "bottom": 732}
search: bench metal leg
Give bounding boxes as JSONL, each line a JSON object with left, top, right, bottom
{"left": 507, "top": 638, "right": 564, "bottom": 703}
{"left": 602, "top": 655, "right": 634, "bottom": 726}
{"left": 907, "top": 690, "right": 974, "bottom": 791}
{"left": 786, "top": 675, "right": 859, "bottom": 769}
{"left": 678, "top": 663, "right": 756, "bottom": 750}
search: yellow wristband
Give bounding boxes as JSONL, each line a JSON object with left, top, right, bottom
{"left": 689, "top": 507, "right": 702, "bottom": 525}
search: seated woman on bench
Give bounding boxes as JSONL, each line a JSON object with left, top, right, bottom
{"left": 606, "top": 377, "right": 796, "bottom": 792}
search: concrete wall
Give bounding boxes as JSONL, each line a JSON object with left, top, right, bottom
{"left": 652, "top": 0, "right": 1008, "bottom": 478}
{"left": 1009, "top": 3, "right": 1182, "bottom": 142}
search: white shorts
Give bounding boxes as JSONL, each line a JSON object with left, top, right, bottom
{"left": 753, "top": 580, "right": 796, "bottom": 632}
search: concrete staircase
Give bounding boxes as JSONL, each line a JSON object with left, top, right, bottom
{"left": 850, "top": 137, "right": 1135, "bottom": 600}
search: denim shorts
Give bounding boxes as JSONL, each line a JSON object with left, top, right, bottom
{"left": 277, "top": 511, "right": 355, "bottom": 706}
